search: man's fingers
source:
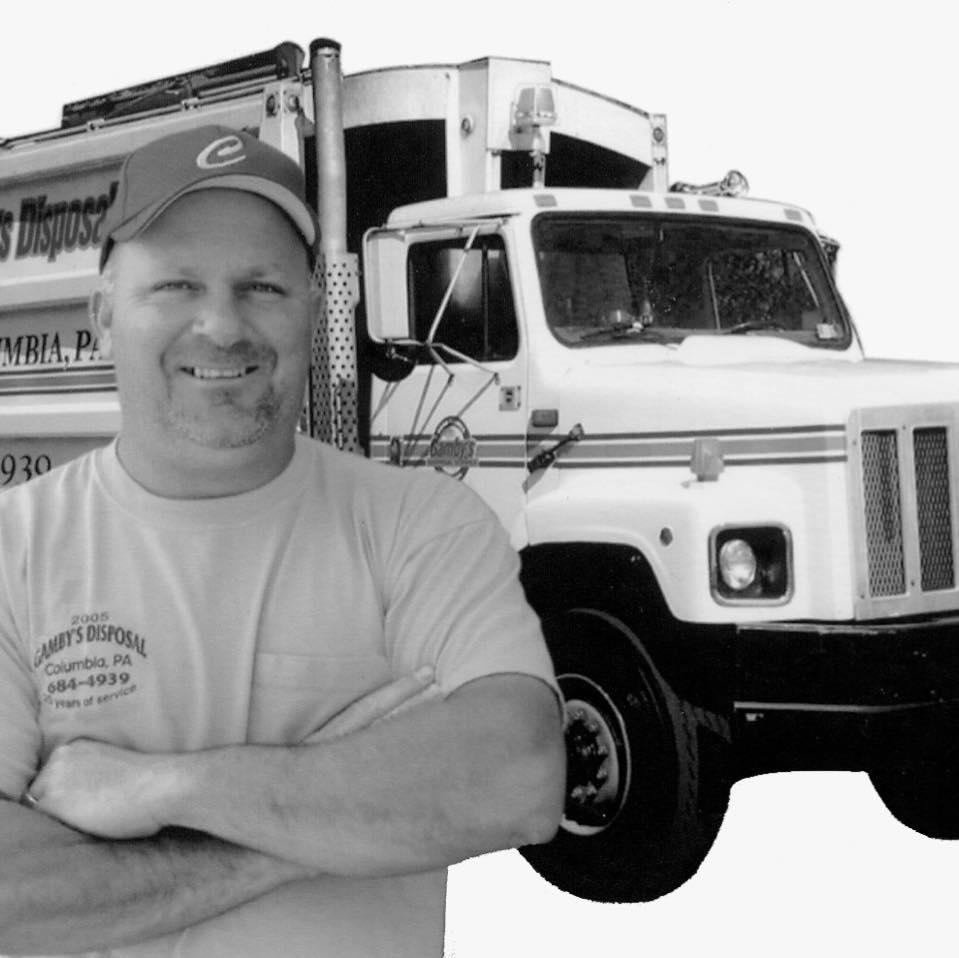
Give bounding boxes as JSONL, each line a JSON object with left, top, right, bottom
{"left": 301, "top": 667, "right": 439, "bottom": 743}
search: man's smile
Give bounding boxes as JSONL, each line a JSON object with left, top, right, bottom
{"left": 183, "top": 365, "right": 261, "bottom": 380}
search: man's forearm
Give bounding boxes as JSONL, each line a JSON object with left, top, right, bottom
{"left": 0, "top": 800, "right": 311, "bottom": 955}
{"left": 168, "top": 674, "right": 564, "bottom": 876}
{"left": 26, "top": 673, "right": 564, "bottom": 884}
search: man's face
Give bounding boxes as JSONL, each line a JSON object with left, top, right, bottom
{"left": 94, "top": 189, "right": 317, "bottom": 488}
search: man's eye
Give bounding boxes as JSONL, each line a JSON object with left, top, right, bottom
{"left": 248, "top": 282, "right": 284, "bottom": 295}
{"left": 153, "top": 280, "right": 195, "bottom": 292}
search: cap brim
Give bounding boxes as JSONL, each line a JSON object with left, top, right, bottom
{"left": 109, "top": 175, "right": 317, "bottom": 248}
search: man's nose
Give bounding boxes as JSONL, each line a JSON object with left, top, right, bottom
{"left": 192, "top": 292, "right": 248, "bottom": 346}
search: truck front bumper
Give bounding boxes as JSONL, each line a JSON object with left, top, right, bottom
{"left": 733, "top": 614, "right": 959, "bottom": 776}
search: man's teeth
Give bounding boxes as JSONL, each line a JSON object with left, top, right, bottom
{"left": 188, "top": 366, "right": 256, "bottom": 380}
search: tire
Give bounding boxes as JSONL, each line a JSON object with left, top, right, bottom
{"left": 520, "top": 608, "right": 730, "bottom": 902}
{"left": 870, "top": 761, "right": 959, "bottom": 840}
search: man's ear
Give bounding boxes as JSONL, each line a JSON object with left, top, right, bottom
{"left": 88, "top": 287, "right": 113, "bottom": 360}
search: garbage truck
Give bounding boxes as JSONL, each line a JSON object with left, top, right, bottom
{"left": 3, "top": 39, "right": 959, "bottom": 903}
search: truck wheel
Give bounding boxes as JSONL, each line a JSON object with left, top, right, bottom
{"left": 520, "top": 608, "right": 729, "bottom": 902}
{"left": 869, "top": 762, "right": 959, "bottom": 839}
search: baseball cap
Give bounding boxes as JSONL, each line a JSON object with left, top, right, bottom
{"left": 99, "top": 124, "right": 318, "bottom": 269}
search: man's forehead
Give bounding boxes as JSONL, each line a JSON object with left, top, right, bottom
{"left": 119, "top": 245, "right": 295, "bottom": 274}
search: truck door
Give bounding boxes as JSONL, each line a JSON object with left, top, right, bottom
{"left": 367, "top": 225, "right": 528, "bottom": 533}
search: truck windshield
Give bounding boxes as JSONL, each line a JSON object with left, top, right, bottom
{"left": 533, "top": 214, "right": 849, "bottom": 348}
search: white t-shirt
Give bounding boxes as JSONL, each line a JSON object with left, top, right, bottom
{"left": 0, "top": 436, "right": 557, "bottom": 957}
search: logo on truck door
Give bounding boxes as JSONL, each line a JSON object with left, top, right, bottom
{"left": 427, "top": 417, "right": 478, "bottom": 479}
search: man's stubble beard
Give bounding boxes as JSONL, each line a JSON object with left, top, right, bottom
{"left": 160, "top": 384, "right": 288, "bottom": 450}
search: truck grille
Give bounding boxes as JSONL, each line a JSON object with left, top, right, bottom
{"left": 852, "top": 409, "right": 958, "bottom": 618}
{"left": 861, "top": 430, "right": 906, "bottom": 596}
{"left": 915, "top": 427, "right": 954, "bottom": 590}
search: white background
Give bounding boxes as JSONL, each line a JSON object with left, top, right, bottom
{"left": 3, "top": 2, "right": 958, "bottom": 955}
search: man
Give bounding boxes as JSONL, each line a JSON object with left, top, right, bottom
{"left": 0, "top": 126, "right": 565, "bottom": 956}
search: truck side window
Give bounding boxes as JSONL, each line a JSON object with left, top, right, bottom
{"left": 407, "top": 235, "right": 518, "bottom": 363}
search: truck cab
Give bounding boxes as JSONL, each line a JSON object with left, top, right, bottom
{"left": 363, "top": 179, "right": 959, "bottom": 899}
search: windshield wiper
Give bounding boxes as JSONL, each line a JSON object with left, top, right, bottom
{"left": 579, "top": 321, "right": 671, "bottom": 343}
{"left": 719, "top": 318, "right": 788, "bottom": 335}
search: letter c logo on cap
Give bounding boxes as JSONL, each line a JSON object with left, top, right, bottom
{"left": 196, "top": 135, "right": 246, "bottom": 170}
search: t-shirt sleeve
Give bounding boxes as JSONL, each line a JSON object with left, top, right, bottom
{"left": 382, "top": 476, "right": 559, "bottom": 700}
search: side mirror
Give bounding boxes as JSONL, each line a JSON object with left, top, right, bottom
{"left": 368, "top": 341, "right": 419, "bottom": 382}
{"left": 363, "top": 227, "right": 411, "bottom": 342}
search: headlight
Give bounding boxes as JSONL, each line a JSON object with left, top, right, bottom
{"left": 710, "top": 525, "right": 791, "bottom": 604}
{"left": 718, "top": 538, "right": 757, "bottom": 590}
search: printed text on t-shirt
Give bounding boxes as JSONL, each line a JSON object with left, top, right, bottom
{"left": 33, "top": 612, "right": 148, "bottom": 711}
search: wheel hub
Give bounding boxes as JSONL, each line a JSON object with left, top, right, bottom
{"left": 561, "top": 682, "right": 629, "bottom": 836}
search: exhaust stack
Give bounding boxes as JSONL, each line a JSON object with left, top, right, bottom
{"left": 308, "top": 38, "right": 359, "bottom": 452}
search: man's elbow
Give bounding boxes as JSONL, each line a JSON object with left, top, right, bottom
{"left": 510, "top": 746, "right": 565, "bottom": 849}
{"left": 480, "top": 680, "right": 567, "bottom": 850}
{"left": 518, "top": 715, "right": 566, "bottom": 847}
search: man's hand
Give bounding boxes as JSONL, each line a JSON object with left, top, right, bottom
{"left": 27, "top": 668, "right": 439, "bottom": 840}
{"left": 27, "top": 739, "right": 172, "bottom": 838}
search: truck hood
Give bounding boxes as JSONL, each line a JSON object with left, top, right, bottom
{"left": 548, "top": 341, "right": 959, "bottom": 434}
